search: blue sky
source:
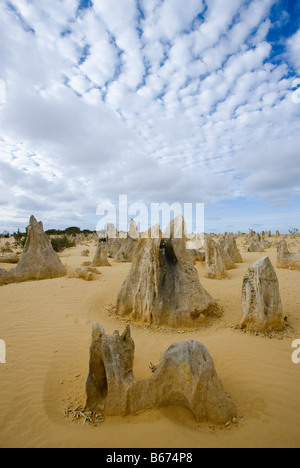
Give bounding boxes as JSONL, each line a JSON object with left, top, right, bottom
{"left": 0, "top": 0, "right": 299, "bottom": 233}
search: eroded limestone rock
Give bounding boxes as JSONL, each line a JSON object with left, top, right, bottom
{"left": 116, "top": 217, "right": 222, "bottom": 328}
{"left": 190, "top": 249, "right": 206, "bottom": 264}
{"left": 7, "top": 216, "right": 66, "bottom": 284}
{"left": 114, "top": 237, "right": 138, "bottom": 263}
{"left": 69, "top": 267, "right": 101, "bottom": 281}
{"left": 204, "top": 236, "right": 228, "bottom": 279}
{"left": 0, "top": 268, "right": 12, "bottom": 286}
{"left": 218, "top": 240, "right": 236, "bottom": 270}
{"left": 128, "top": 219, "right": 139, "bottom": 240}
{"left": 277, "top": 240, "right": 300, "bottom": 271}
{"left": 86, "top": 324, "right": 237, "bottom": 425}
{"left": 247, "top": 241, "right": 265, "bottom": 253}
{"left": 224, "top": 235, "right": 243, "bottom": 263}
{"left": 0, "top": 254, "right": 19, "bottom": 264}
{"left": 92, "top": 240, "right": 111, "bottom": 267}
{"left": 240, "top": 256, "right": 284, "bottom": 333}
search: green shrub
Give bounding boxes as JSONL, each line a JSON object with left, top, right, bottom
{"left": 64, "top": 227, "right": 81, "bottom": 237}
{"left": 51, "top": 236, "right": 76, "bottom": 252}
{"left": 0, "top": 231, "right": 10, "bottom": 239}
{"left": 13, "top": 229, "right": 27, "bottom": 248}
{"left": 45, "top": 229, "right": 64, "bottom": 236}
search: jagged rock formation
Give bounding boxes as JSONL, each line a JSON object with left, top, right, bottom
{"left": 190, "top": 249, "right": 206, "bottom": 264}
{"left": 128, "top": 219, "right": 139, "bottom": 240}
{"left": 204, "top": 236, "right": 228, "bottom": 279}
{"left": 106, "top": 224, "right": 138, "bottom": 263}
{"left": 247, "top": 240, "right": 265, "bottom": 253}
{"left": 0, "top": 269, "right": 12, "bottom": 286}
{"left": 116, "top": 217, "right": 222, "bottom": 328}
{"left": 1, "top": 216, "right": 67, "bottom": 285}
{"left": 218, "top": 240, "right": 236, "bottom": 270}
{"left": 92, "top": 240, "right": 111, "bottom": 267}
{"left": 224, "top": 234, "right": 243, "bottom": 263}
{"left": 86, "top": 324, "right": 237, "bottom": 425}
{"left": 277, "top": 240, "right": 300, "bottom": 271}
{"left": 107, "top": 238, "right": 123, "bottom": 258}
{"left": 69, "top": 267, "right": 101, "bottom": 281}
{"left": 0, "top": 254, "right": 19, "bottom": 264}
{"left": 240, "top": 256, "right": 284, "bottom": 333}
{"left": 107, "top": 223, "right": 117, "bottom": 239}
{"left": 114, "top": 237, "right": 138, "bottom": 263}
{"left": 261, "top": 240, "right": 271, "bottom": 249}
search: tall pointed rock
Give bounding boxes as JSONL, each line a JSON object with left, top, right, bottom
{"left": 92, "top": 240, "right": 111, "bottom": 267}
{"left": 12, "top": 216, "right": 67, "bottom": 282}
{"left": 204, "top": 236, "right": 228, "bottom": 279}
{"left": 240, "top": 256, "right": 284, "bottom": 333}
{"left": 116, "top": 216, "right": 222, "bottom": 328}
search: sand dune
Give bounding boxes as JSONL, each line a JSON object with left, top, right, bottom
{"left": 0, "top": 238, "right": 300, "bottom": 448}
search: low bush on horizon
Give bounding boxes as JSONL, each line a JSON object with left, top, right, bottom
{"left": 51, "top": 236, "right": 76, "bottom": 253}
{"left": 46, "top": 227, "right": 95, "bottom": 237}
{"left": 13, "top": 229, "right": 27, "bottom": 248}
{"left": 0, "top": 231, "right": 10, "bottom": 239}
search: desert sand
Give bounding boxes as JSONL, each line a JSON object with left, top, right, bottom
{"left": 0, "top": 236, "right": 300, "bottom": 448}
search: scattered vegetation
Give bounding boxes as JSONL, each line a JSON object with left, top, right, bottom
{"left": 289, "top": 228, "right": 299, "bottom": 234}
{"left": 64, "top": 406, "right": 104, "bottom": 426}
{"left": 51, "top": 236, "right": 76, "bottom": 253}
{"left": 9, "top": 225, "right": 95, "bottom": 252}
{"left": 45, "top": 227, "right": 95, "bottom": 237}
{"left": 13, "top": 229, "right": 27, "bottom": 248}
{"left": 0, "top": 231, "right": 10, "bottom": 239}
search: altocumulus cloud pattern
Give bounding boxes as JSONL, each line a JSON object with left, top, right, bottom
{"left": 0, "top": 0, "right": 299, "bottom": 233}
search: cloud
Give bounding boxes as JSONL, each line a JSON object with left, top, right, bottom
{"left": 288, "top": 29, "right": 300, "bottom": 73}
{"left": 0, "top": 0, "right": 299, "bottom": 232}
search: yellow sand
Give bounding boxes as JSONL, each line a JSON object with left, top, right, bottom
{"left": 0, "top": 237, "right": 300, "bottom": 448}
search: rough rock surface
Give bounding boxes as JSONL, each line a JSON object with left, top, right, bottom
{"left": 224, "top": 235, "right": 243, "bottom": 263}
{"left": 115, "top": 237, "right": 138, "bottom": 263}
{"left": 0, "top": 254, "right": 19, "bottom": 264}
{"left": 128, "top": 219, "right": 139, "bottom": 240}
{"left": 69, "top": 267, "right": 101, "bottom": 281}
{"left": 116, "top": 217, "right": 222, "bottom": 328}
{"left": 204, "top": 236, "right": 228, "bottom": 279}
{"left": 247, "top": 241, "right": 265, "bottom": 253}
{"left": 240, "top": 256, "right": 284, "bottom": 333}
{"left": 5, "top": 216, "right": 67, "bottom": 284}
{"left": 91, "top": 240, "right": 111, "bottom": 267}
{"left": 218, "top": 240, "right": 236, "bottom": 270}
{"left": 277, "top": 240, "right": 300, "bottom": 271}
{"left": 107, "top": 238, "right": 123, "bottom": 258}
{"left": 0, "top": 268, "right": 12, "bottom": 286}
{"left": 190, "top": 249, "right": 206, "bottom": 264}
{"left": 86, "top": 324, "right": 237, "bottom": 425}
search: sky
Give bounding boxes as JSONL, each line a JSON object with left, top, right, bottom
{"left": 0, "top": 0, "right": 300, "bottom": 234}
